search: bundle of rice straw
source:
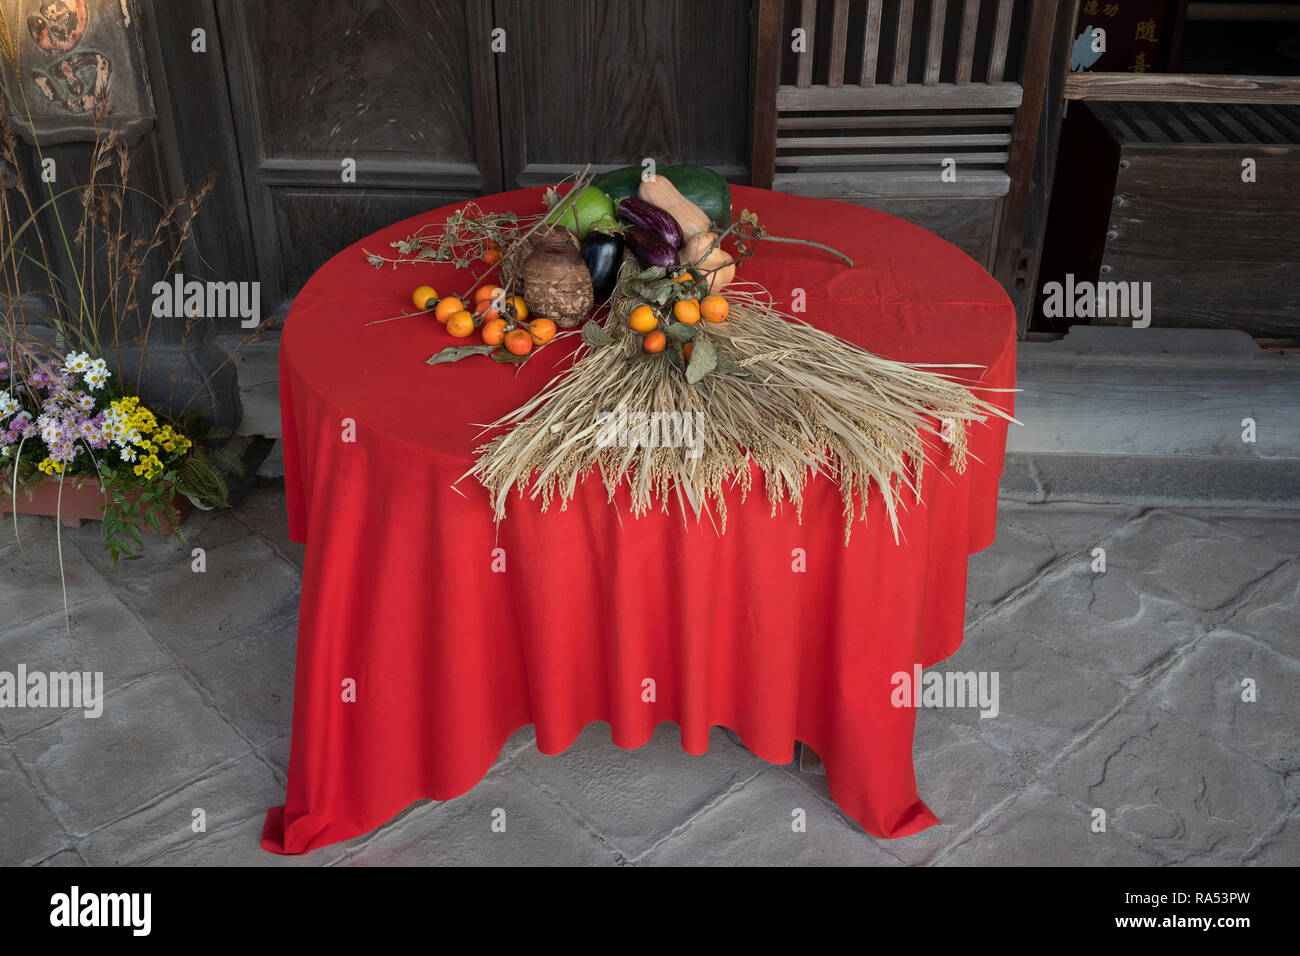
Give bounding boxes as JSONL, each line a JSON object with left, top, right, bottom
{"left": 468, "top": 258, "right": 1017, "bottom": 544}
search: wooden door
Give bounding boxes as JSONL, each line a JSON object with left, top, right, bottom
{"left": 215, "top": 0, "right": 504, "bottom": 310}
{"left": 491, "top": 0, "right": 754, "bottom": 187}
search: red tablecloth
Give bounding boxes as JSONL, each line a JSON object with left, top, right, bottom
{"left": 262, "top": 186, "right": 1016, "bottom": 854}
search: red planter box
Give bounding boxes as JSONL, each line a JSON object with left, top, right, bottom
{"left": 0, "top": 473, "right": 191, "bottom": 531}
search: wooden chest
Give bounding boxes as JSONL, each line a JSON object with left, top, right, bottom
{"left": 1037, "top": 100, "right": 1300, "bottom": 339}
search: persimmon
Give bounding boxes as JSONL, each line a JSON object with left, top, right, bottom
{"left": 526, "top": 318, "right": 557, "bottom": 345}
{"left": 643, "top": 330, "right": 667, "bottom": 353}
{"left": 509, "top": 295, "right": 529, "bottom": 321}
{"left": 700, "top": 294, "right": 729, "bottom": 323}
{"left": 473, "top": 285, "right": 503, "bottom": 304}
{"left": 446, "top": 310, "right": 475, "bottom": 338}
{"left": 434, "top": 296, "right": 464, "bottom": 323}
{"left": 483, "top": 248, "right": 502, "bottom": 264}
{"left": 412, "top": 285, "right": 438, "bottom": 311}
{"left": 504, "top": 328, "right": 534, "bottom": 355}
{"left": 673, "top": 299, "right": 701, "bottom": 324}
{"left": 628, "top": 304, "right": 657, "bottom": 334}
{"left": 683, "top": 342, "right": 694, "bottom": 362}
{"left": 481, "top": 318, "right": 508, "bottom": 345}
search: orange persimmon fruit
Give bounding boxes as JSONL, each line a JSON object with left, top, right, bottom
{"left": 526, "top": 318, "right": 557, "bottom": 345}
{"left": 700, "top": 294, "right": 729, "bottom": 323}
{"left": 628, "top": 304, "right": 658, "bottom": 334}
{"left": 446, "top": 310, "right": 475, "bottom": 338}
{"left": 412, "top": 285, "right": 438, "bottom": 311}
{"left": 504, "top": 328, "right": 534, "bottom": 355}
{"left": 673, "top": 299, "right": 701, "bottom": 324}
{"left": 434, "top": 296, "right": 464, "bottom": 323}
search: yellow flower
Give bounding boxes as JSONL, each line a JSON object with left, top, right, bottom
{"left": 38, "top": 457, "right": 64, "bottom": 476}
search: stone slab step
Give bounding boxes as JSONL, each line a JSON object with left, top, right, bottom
{"left": 1010, "top": 326, "right": 1299, "bottom": 460}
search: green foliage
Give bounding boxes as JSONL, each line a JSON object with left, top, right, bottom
{"left": 175, "top": 446, "right": 230, "bottom": 509}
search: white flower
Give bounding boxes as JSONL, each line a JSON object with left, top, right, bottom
{"left": 84, "top": 359, "right": 110, "bottom": 391}
{"left": 120, "top": 446, "right": 137, "bottom": 462}
{"left": 63, "top": 351, "right": 90, "bottom": 373}
{"left": 0, "top": 392, "right": 16, "bottom": 420}
{"left": 0, "top": 445, "right": 11, "bottom": 458}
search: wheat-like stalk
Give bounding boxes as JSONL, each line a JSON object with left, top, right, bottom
{"left": 0, "top": 2, "right": 19, "bottom": 75}
{"left": 466, "top": 257, "right": 1018, "bottom": 544}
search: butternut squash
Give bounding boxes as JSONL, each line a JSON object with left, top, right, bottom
{"left": 681, "top": 231, "right": 735, "bottom": 293}
{"left": 638, "top": 174, "right": 712, "bottom": 240}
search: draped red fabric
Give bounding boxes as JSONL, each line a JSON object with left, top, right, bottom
{"left": 261, "top": 186, "right": 1016, "bottom": 854}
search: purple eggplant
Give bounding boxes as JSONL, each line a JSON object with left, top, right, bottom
{"left": 582, "top": 231, "right": 623, "bottom": 301}
{"left": 624, "top": 225, "right": 678, "bottom": 271}
{"left": 617, "top": 197, "right": 684, "bottom": 250}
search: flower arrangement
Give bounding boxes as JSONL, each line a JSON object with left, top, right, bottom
{"left": 1, "top": 339, "right": 227, "bottom": 562}
{"left": 1, "top": 41, "right": 244, "bottom": 570}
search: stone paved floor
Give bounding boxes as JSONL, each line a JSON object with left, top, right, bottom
{"left": 2, "top": 477, "right": 1296, "bottom": 866}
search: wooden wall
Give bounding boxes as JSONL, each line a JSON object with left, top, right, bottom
{"left": 493, "top": 0, "right": 753, "bottom": 187}
{"left": 98, "top": 1, "right": 1074, "bottom": 326}
{"left": 139, "top": 0, "right": 756, "bottom": 314}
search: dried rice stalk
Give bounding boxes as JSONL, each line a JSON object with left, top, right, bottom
{"left": 467, "top": 259, "right": 1018, "bottom": 544}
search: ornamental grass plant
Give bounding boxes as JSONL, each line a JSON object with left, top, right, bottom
{"left": 0, "top": 23, "right": 256, "bottom": 578}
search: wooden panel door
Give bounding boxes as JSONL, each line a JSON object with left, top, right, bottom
{"left": 492, "top": 0, "right": 754, "bottom": 186}
{"left": 216, "top": 0, "right": 504, "bottom": 308}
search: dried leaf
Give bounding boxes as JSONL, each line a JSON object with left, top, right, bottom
{"left": 492, "top": 347, "right": 530, "bottom": 365}
{"left": 685, "top": 337, "right": 717, "bottom": 385}
{"left": 580, "top": 321, "right": 615, "bottom": 348}
{"left": 427, "top": 345, "right": 497, "bottom": 365}
{"left": 665, "top": 322, "right": 696, "bottom": 343}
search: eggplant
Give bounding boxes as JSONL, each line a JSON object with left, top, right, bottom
{"left": 623, "top": 226, "right": 678, "bottom": 271}
{"left": 617, "top": 197, "right": 684, "bottom": 250}
{"left": 582, "top": 231, "right": 624, "bottom": 301}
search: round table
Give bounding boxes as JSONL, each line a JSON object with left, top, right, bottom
{"left": 262, "top": 185, "right": 1016, "bottom": 855}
